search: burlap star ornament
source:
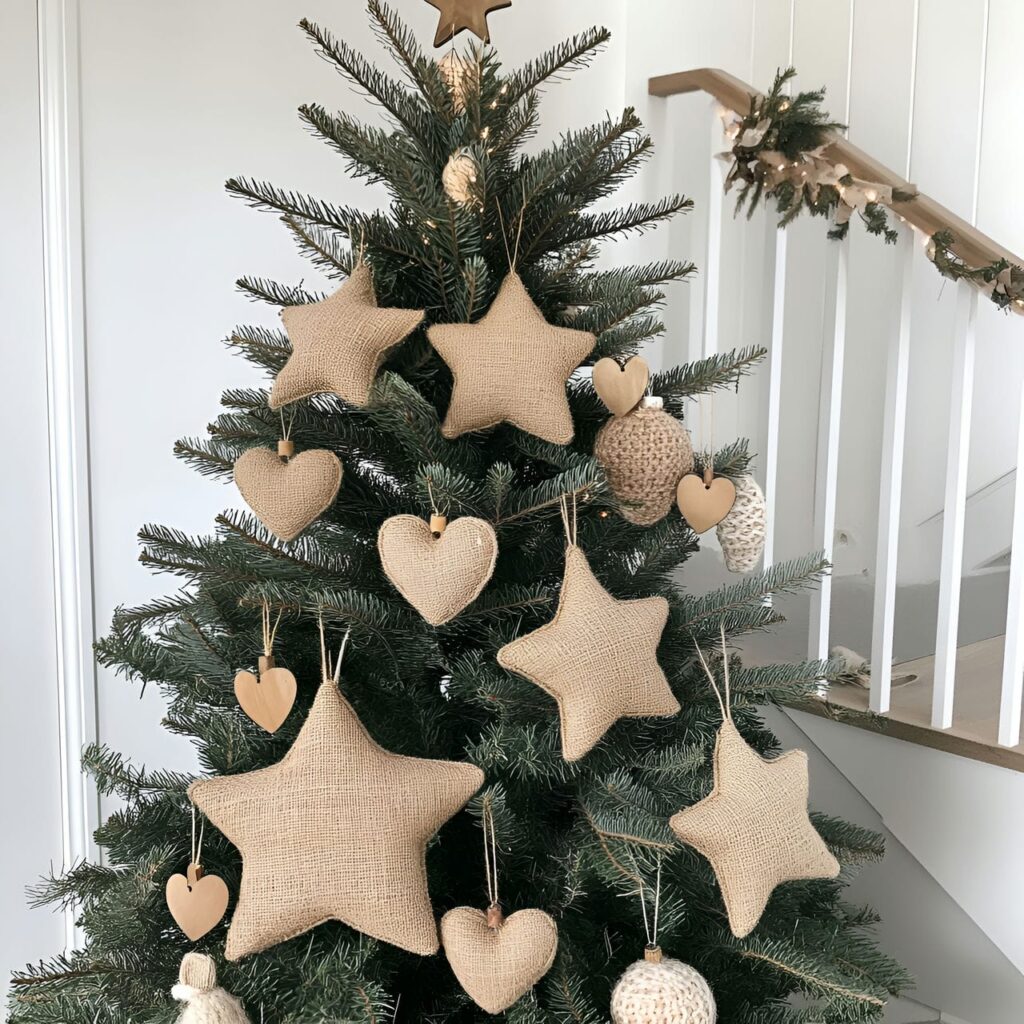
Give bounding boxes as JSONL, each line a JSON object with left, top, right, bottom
{"left": 271, "top": 263, "right": 425, "bottom": 409}
{"left": 189, "top": 676, "right": 483, "bottom": 959}
{"left": 497, "top": 543, "right": 678, "bottom": 761}
{"left": 668, "top": 637, "right": 839, "bottom": 938}
{"left": 428, "top": 273, "right": 595, "bottom": 445}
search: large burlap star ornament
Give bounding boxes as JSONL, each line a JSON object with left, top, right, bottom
{"left": 271, "top": 263, "right": 425, "bottom": 409}
{"left": 428, "top": 273, "right": 595, "bottom": 445}
{"left": 189, "top": 671, "right": 483, "bottom": 959}
{"left": 668, "top": 637, "right": 839, "bottom": 938}
{"left": 497, "top": 542, "right": 678, "bottom": 761}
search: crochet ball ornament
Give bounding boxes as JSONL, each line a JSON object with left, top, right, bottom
{"left": 438, "top": 51, "right": 477, "bottom": 111}
{"left": 715, "top": 475, "right": 767, "bottom": 573}
{"left": 442, "top": 149, "right": 479, "bottom": 206}
{"left": 594, "top": 397, "right": 694, "bottom": 526}
{"left": 172, "top": 953, "right": 251, "bottom": 1024}
{"left": 611, "top": 950, "right": 716, "bottom": 1024}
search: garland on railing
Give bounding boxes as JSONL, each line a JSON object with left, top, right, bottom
{"left": 721, "top": 68, "right": 916, "bottom": 243}
{"left": 927, "top": 230, "right": 1024, "bottom": 313}
{"left": 720, "top": 67, "right": 1024, "bottom": 314}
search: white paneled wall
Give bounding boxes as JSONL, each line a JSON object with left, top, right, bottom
{"left": 6, "top": 0, "right": 1024, "bottom": 1016}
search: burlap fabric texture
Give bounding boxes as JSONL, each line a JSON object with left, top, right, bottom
{"left": 594, "top": 402, "right": 694, "bottom": 526}
{"left": 715, "top": 474, "right": 766, "bottom": 573}
{"left": 378, "top": 514, "right": 497, "bottom": 625}
{"left": 440, "top": 907, "right": 558, "bottom": 1014}
{"left": 172, "top": 954, "right": 251, "bottom": 1024}
{"left": 428, "top": 272, "right": 595, "bottom": 445}
{"left": 189, "top": 680, "right": 483, "bottom": 960}
{"left": 233, "top": 447, "right": 342, "bottom": 542}
{"left": 610, "top": 956, "right": 717, "bottom": 1024}
{"left": 497, "top": 545, "right": 679, "bottom": 761}
{"left": 668, "top": 720, "right": 839, "bottom": 938}
{"left": 271, "top": 263, "right": 425, "bottom": 409}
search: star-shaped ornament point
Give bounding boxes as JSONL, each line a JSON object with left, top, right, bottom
{"left": 425, "top": 0, "right": 512, "bottom": 47}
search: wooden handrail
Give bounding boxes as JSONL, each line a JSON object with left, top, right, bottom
{"left": 649, "top": 67, "right": 1024, "bottom": 272}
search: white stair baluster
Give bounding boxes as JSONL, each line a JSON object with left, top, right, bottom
{"left": 870, "top": 226, "right": 914, "bottom": 714}
{"left": 932, "top": 281, "right": 978, "bottom": 730}
{"left": 999, "top": 386, "right": 1024, "bottom": 747}
{"left": 761, "top": 227, "right": 788, "bottom": 581}
{"left": 809, "top": 238, "right": 850, "bottom": 668}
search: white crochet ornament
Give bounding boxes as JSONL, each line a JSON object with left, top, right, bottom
{"left": 172, "top": 953, "right": 251, "bottom": 1024}
{"left": 438, "top": 51, "right": 477, "bottom": 112}
{"left": 443, "top": 149, "right": 479, "bottom": 205}
{"left": 715, "top": 474, "right": 766, "bottom": 573}
{"left": 610, "top": 948, "right": 716, "bottom": 1024}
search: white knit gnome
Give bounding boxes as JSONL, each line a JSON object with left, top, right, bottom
{"left": 172, "top": 953, "right": 252, "bottom": 1024}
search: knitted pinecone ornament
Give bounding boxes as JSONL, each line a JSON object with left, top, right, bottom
{"left": 172, "top": 953, "right": 252, "bottom": 1024}
{"left": 594, "top": 397, "right": 694, "bottom": 526}
{"left": 715, "top": 474, "right": 766, "bottom": 573}
{"left": 610, "top": 947, "right": 716, "bottom": 1024}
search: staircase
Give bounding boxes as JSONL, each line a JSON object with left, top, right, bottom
{"left": 648, "top": 68, "right": 1024, "bottom": 1024}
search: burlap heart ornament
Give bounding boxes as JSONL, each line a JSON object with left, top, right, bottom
{"left": 234, "top": 447, "right": 342, "bottom": 542}
{"left": 378, "top": 515, "right": 498, "bottom": 625}
{"left": 441, "top": 907, "right": 558, "bottom": 1014}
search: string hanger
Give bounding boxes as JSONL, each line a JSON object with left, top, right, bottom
{"left": 317, "top": 611, "right": 351, "bottom": 688}
{"left": 426, "top": 476, "right": 449, "bottom": 537}
{"left": 493, "top": 185, "right": 527, "bottom": 275}
{"left": 692, "top": 622, "right": 733, "bottom": 723}
{"left": 278, "top": 410, "right": 295, "bottom": 460}
{"left": 260, "top": 599, "right": 283, "bottom": 660}
{"left": 481, "top": 797, "right": 503, "bottom": 928}
{"left": 558, "top": 493, "right": 578, "bottom": 549}
{"left": 695, "top": 393, "right": 717, "bottom": 482}
{"left": 190, "top": 805, "right": 205, "bottom": 872}
{"left": 629, "top": 851, "right": 663, "bottom": 963}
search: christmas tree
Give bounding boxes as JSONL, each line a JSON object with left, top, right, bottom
{"left": 9, "top": 4, "right": 909, "bottom": 1023}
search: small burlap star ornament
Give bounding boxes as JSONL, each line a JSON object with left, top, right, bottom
{"left": 233, "top": 439, "right": 342, "bottom": 542}
{"left": 594, "top": 396, "right": 694, "bottom": 526}
{"left": 440, "top": 804, "right": 558, "bottom": 1014}
{"left": 172, "top": 953, "right": 252, "bottom": 1024}
{"left": 715, "top": 474, "right": 767, "bottom": 573}
{"left": 271, "top": 263, "right": 425, "bottom": 409}
{"left": 497, "top": 499, "right": 679, "bottom": 761}
{"left": 378, "top": 512, "right": 498, "bottom": 625}
{"left": 668, "top": 629, "right": 839, "bottom": 938}
{"left": 428, "top": 273, "right": 595, "bottom": 444}
{"left": 189, "top": 624, "right": 484, "bottom": 959}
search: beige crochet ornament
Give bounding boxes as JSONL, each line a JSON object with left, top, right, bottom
{"left": 378, "top": 513, "right": 497, "bottom": 625}
{"left": 438, "top": 51, "right": 478, "bottom": 112}
{"left": 271, "top": 263, "right": 425, "bottom": 409}
{"left": 172, "top": 953, "right": 252, "bottom": 1024}
{"left": 595, "top": 396, "right": 694, "bottom": 526}
{"left": 440, "top": 807, "right": 557, "bottom": 1014}
{"left": 668, "top": 631, "right": 839, "bottom": 939}
{"left": 497, "top": 500, "right": 678, "bottom": 760}
{"left": 233, "top": 440, "right": 342, "bottom": 542}
{"left": 189, "top": 624, "right": 484, "bottom": 960}
{"left": 428, "top": 273, "right": 595, "bottom": 445}
{"left": 715, "top": 474, "right": 766, "bottom": 573}
{"left": 442, "top": 149, "right": 480, "bottom": 206}
{"left": 611, "top": 947, "right": 716, "bottom": 1024}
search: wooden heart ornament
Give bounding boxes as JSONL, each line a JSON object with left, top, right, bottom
{"left": 593, "top": 355, "right": 650, "bottom": 417}
{"left": 677, "top": 471, "right": 737, "bottom": 533}
{"left": 234, "top": 446, "right": 342, "bottom": 542}
{"left": 441, "top": 907, "right": 558, "bottom": 1014}
{"left": 378, "top": 515, "right": 498, "bottom": 625}
{"left": 234, "top": 656, "right": 296, "bottom": 733}
{"left": 166, "top": 864, "right": 229, "bottom": 941}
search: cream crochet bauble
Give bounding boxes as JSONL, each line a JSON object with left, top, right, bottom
{"left": 172, "top": 953, "right": 252, "bottom": 1024}
{"left": 594, "top": 397, "right": 694, "bottom": 526}
{"left": 715, "top": 474, "right": 766, "bottom": 573}
{"left": 610, "top": 954, "right": 716, "bottom": 1024}
{"left": 442, "top": 149, "right": 479, "bottom": 205}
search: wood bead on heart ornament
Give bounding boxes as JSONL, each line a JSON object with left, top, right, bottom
{"left": 676, "top": 468, "right": 736, "bottom": 534}
{"left": 378, "top": 513, "right": 497, "bottom": 625}
{"left": 234, "top": 438, "right": 342, "bottom": 542}
{"left": 166, "top": 862, "right": 229, "bottom": 942}
{"left": 233, "top": 602, "right": 296, "bottom": 733}
{"left": 441, "top": 904, "right": 558, "bottom": 1014}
